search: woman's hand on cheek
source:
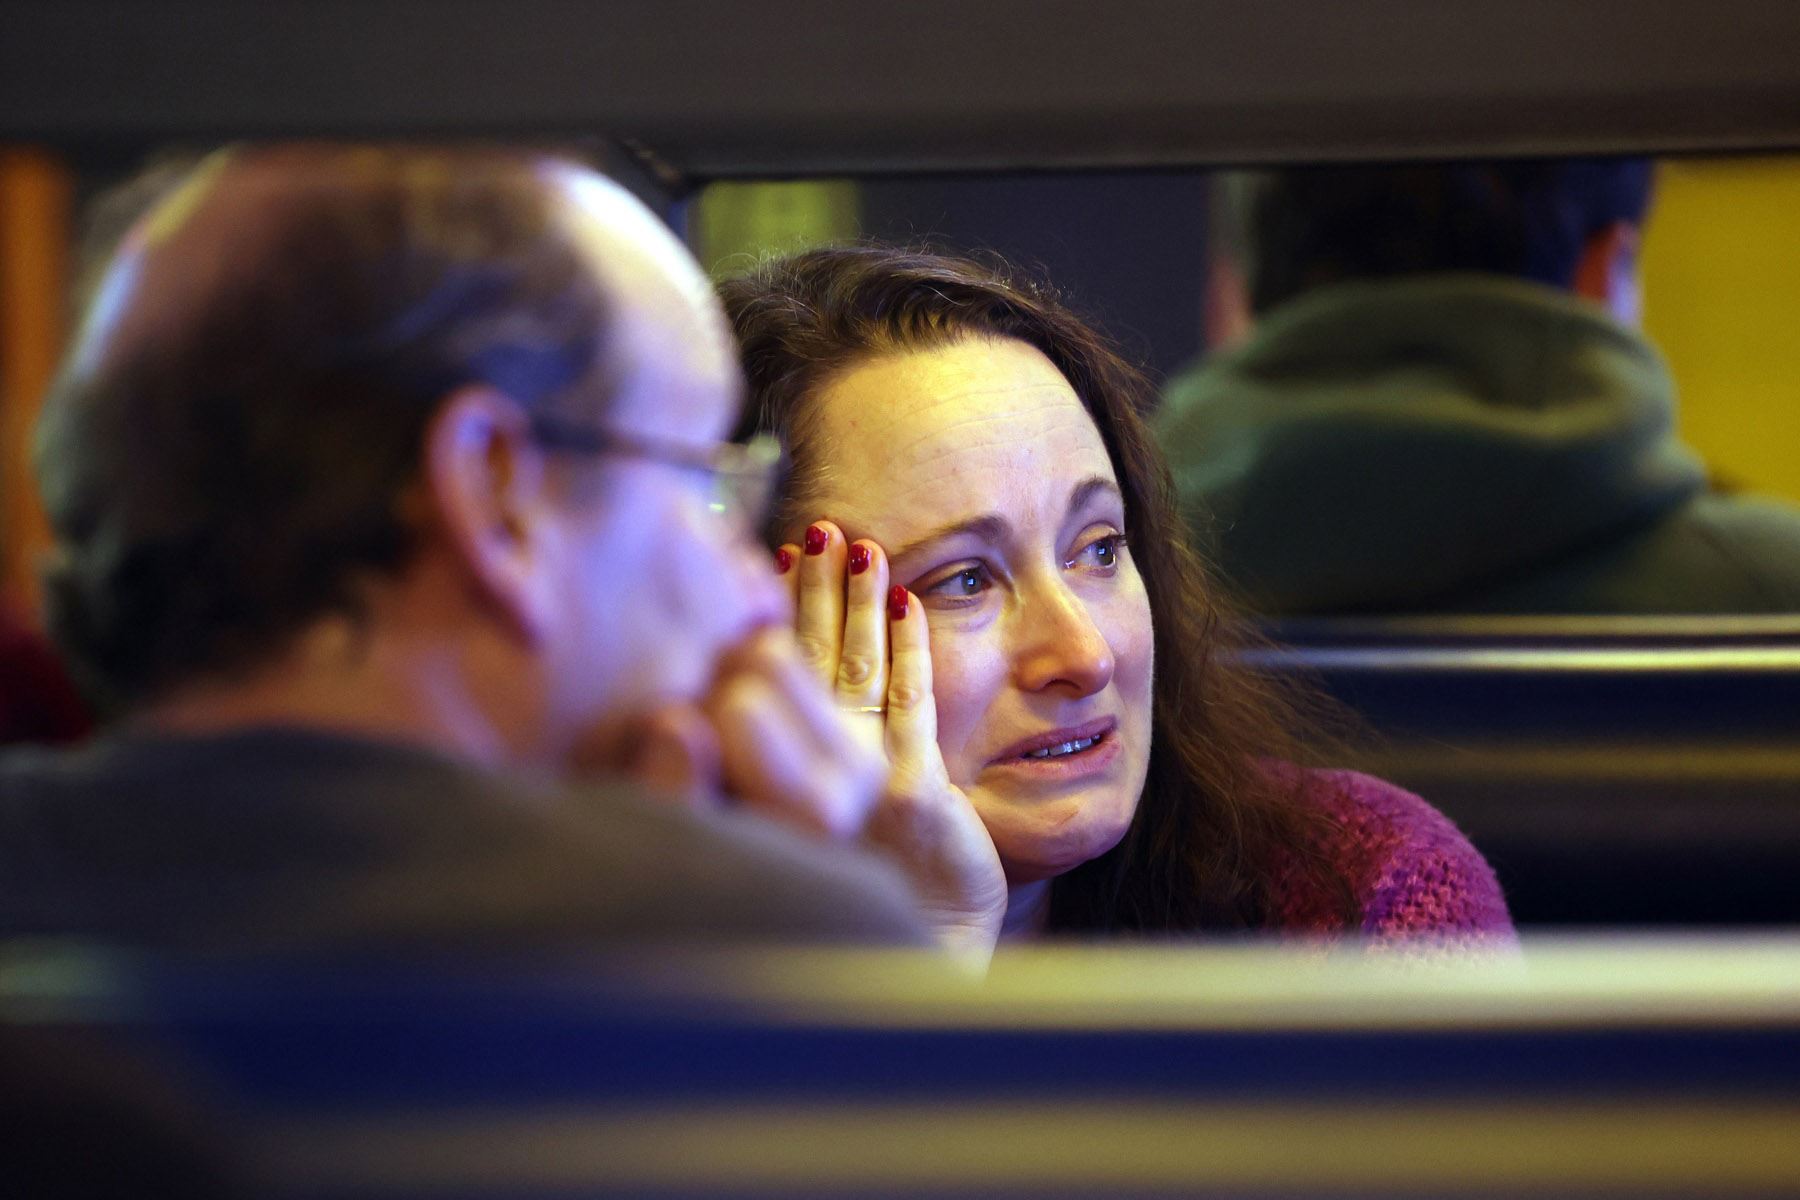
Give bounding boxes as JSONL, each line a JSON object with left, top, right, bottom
{"left": 787, "top": 521, "right": 1009, "bottom": 966}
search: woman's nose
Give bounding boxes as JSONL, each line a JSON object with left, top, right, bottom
{"left": 1011, "top": 580, "right": 1116, "bottom": 699}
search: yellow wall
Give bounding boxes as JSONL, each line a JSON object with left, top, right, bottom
{"left": 1640, "top": 157, "right": 1800, "bottom": 503}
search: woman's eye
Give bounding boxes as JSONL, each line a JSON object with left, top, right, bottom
{"left": 1068, "top": 533, "right": 1127, "bottom": 573}
{"left": 921, "top": 564, "right": 991, "bottom": 603}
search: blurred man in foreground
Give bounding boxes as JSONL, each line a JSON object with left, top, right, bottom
{"left": 0, "top": 145, "right": 922, "bottom": 950}
{"left": 1160, "top": 160, "right": 1800, "bottom": 614}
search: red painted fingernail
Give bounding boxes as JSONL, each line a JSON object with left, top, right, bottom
{"left": 887, "top": 585, "right": 909, "bottom": 622}
{"left": 848, "top": 543, "right": 871, "bottom": 575}
{"left": 775, "top": 547, "right": 793, "bottom": 574}
{"left": 804, "top": 524, "right": 828, "bottom": 556}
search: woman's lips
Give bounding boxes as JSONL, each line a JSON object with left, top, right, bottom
{"left": 983, "top": 717, "right": 1122, "bottom": 784}
{"left": 991, "top": 717, "right": 1118, "bottom": 763}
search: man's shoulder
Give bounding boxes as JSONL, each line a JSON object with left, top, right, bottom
{"left": 545, "top": 774, "right": 928, "bottom": 941}
{"left": 1683, "top": 492, "right": 1800, "bottom": 563}
{"left": 1590, "top": 490, "right": 1800, "bottom": 611}
{"left": 0, "top": 728, "right": 925, "bottom": 951}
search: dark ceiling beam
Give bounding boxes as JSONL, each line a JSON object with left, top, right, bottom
{"left": 4, "top": 0, "right": 1799, "bottom": 179}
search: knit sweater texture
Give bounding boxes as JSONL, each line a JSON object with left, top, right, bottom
{"left": 1270, "top": 767, "right": 1514, "bottom": 946}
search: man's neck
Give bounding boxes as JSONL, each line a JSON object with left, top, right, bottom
{"left": 138, "top": 623, "right": 527, "bottom": 773}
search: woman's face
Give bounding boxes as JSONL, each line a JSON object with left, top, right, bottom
{"left": 802, "top": 336, "right": 1156, "bottom": 882}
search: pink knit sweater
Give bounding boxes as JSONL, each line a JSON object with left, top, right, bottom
{"left": 1268, "top": 768, "right": 1515, "bottom": 945}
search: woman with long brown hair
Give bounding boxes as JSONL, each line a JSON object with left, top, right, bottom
{"left": 721, "top": 245, "right": 1511, "bottom": 957}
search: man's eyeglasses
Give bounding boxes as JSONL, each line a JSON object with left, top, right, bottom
{"left": 528, "top": 414, "right": 785, "bottom": 529}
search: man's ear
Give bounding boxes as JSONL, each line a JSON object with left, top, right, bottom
{"left": 421, "top": 387, "right": 560, "bottom": 647}
{"left": 1573, "top": 219, "right": 1643, "bottom": 326}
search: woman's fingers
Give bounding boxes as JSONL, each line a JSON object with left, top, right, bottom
{"left": 883, "top": 586, "right": 943, "bottom": 783}
{"left": 792, "top": 520, "right": 847, "bottom": 687}
{"left": 784, "top": 518, "right": 890, "bottom": 725}
{"left": 835, "top": 539, "right": 892, "bottom": 711}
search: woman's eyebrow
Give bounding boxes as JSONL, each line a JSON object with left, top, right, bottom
{"left": 1067, "top": 475, "right": 1124, "bottom": 517}
{"left": 890, "top": 514, "right": 1010, "bottom": 563}
{"left": 888, "top": 479, "right": 1119, "bottom": 563}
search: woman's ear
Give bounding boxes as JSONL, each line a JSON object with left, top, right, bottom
{"left": 1572, "top": 219, "right": 1643, "bottom": 327}
{"left": 420, "top": 387, "right": 560, "bottom": 647}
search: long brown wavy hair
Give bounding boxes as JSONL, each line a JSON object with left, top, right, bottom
{"left": 721, "top": 245, "right": 1356, "bottom": 934}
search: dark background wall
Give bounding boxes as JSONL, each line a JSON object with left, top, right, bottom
{"left": 857, "top": 172, "right": 1213, "bottom": 385}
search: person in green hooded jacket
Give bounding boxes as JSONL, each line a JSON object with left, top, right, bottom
{"left": 1157, "top": 160, "right": 1800, "bottom": 615}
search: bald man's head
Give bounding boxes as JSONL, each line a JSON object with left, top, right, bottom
{"left": 35, "top": 145, "right": 682, "bottom": 710}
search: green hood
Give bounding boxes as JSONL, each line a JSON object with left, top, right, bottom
{"left": 1157, "top": 275, "right": 1708, "bottom": 612}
